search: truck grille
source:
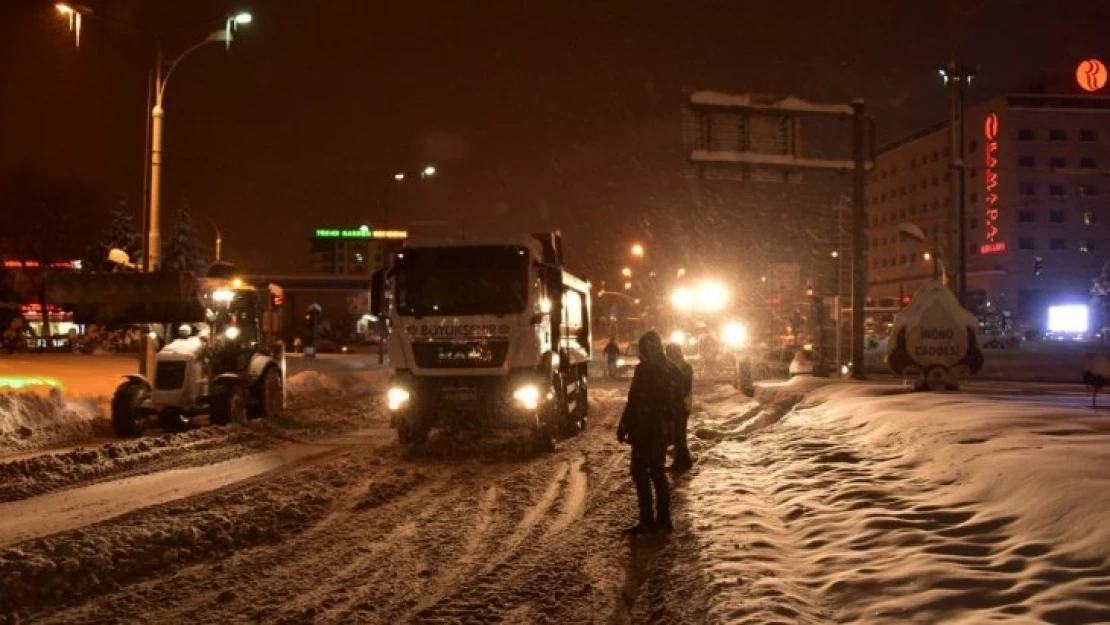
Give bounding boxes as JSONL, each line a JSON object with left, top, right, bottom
{"left": 155, "top": 361, "right": 187, "bottom": 390}
{"left": 412, "top": 341, "right": 510, "bottom": 369}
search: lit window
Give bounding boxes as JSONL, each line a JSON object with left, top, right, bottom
{"left": 1084, "top": 211, "right": 1096, "bottom": 225}
{"left": 1079, "top": 184, "right": 1097, "bottom": 197}
{"left": 1080, "top": 240, "right": 1094, "bottom": 253}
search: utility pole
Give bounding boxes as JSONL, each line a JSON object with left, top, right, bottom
{"left": 850, "top": 99, "right": 868, "bottom": 380}
{"left": 942, "top": 63, "right": 975, "bottom": 308}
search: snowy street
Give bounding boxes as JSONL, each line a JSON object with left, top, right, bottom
{"left": 0, "top": 375, "right": 1108, "bottom": 623}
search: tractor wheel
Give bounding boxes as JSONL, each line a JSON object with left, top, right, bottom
{"left": 111, "top": 382, "right": 151, "bottom": 438}
{"left": 259, "top": 367, "right": 284, "bottom": 418}
{"left": 211, "top": 383, "right": 248, "bottom": 426}
{"left": 159, "top": 409, "right": 189, "bottom": 433}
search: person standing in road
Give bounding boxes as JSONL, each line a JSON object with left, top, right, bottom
{"left": 604, "top": 337, "right": 620, "bottom": 379}
{"left": 665, "top": 342, "right": 694, "bottom": 472}
{"left": 617, "top": 331, "right": 678, "bottom": 534}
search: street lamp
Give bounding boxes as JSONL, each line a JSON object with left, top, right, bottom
{"left": 205, "top": 217, "right": 222, "bottom": 261}
{"left": 621, "top": 267, "right": 632, "bottom": 278}
{"left": 53, "top": 7, "right": 252, "bottom": 271}
{"left": 631, "top": 243, "right": 644, "bottom": 259}
{"left": 147, "top": 27, "right": 244, "bottom": 270}
{"left": 377, "top": 164, "right": 436, "bottom": 364}
{"left": 899, "top": 222, "right": 946, "bottom": 283}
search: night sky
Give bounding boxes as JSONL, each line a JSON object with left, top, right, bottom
{"left": 2, "top": 0, "right": 1106, "bottom": 281}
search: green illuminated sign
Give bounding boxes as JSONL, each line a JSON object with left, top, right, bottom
{"left": 316, "top": 229, "right": 370, "bottom": 239}
{"left": 314, "top": 228, "right": 408, "bottom": 240}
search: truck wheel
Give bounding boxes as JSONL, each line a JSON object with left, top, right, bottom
{"left": 397, "top": 419, "right": 429, "bottom": 445}
{"left": 112, "top": 382, "right": 150, "bottom": 437}
{"left": 259, "top": 367, "right": 284, "bottom": 418}
{"left": 211, "top": 383, "right": 248, "bottom": 426}
{"left": 574, "top": 374, "right": 588, "bottom": 431}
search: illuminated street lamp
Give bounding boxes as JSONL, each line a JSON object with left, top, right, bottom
{"left": 830, "top": 250, "right": 839, "bottom": 259}
{"left": 677, "top": 267, "right": 686, "bottom": 278}
{"left": 631, "top": 243, "right": 645, "bottom": 259}
{"left": 621, "top": 267, "right": 632, "bottom": 278}
{"left": 422, "top": 165, "right": 436, "bottom": 178}
{"left": 624, "top": 281, "right": 633, "bottom": 291}
{"left": 671, "top": 288, "right": 694, "bottom": 311}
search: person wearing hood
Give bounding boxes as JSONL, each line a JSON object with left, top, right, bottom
{"left": 665, "top": 342, "right": 694, "bottom": 472}
{"left": 617, "top": 331, "right": 680, "bottom": 534}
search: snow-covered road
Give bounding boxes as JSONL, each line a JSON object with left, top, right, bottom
{"left": 2, "top": 377, "right": 1109, "bottom": 624}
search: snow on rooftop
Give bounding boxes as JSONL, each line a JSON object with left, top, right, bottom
{"left": 689, "top": 91, "right": 856, "bottom": 116}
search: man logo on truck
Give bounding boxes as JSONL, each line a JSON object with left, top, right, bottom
{"left": 419, "top": 324, "right": 505, "bottom": 338}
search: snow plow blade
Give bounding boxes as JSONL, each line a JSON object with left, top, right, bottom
{"left": 46, "top": 271, "right": 206, "bottom": 324}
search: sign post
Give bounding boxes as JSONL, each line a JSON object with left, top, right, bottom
{"left": 887, "top": 281, "right": 983, "bottom": 390}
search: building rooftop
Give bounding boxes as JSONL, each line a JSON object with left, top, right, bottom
{"left": 877, "top": 93, "right": 1110, "bottom": 155}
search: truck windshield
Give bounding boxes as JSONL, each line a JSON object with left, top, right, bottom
{"left": 394, "top": 246, "right": 529, "bottom": 317}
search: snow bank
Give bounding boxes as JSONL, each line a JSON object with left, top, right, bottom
{"left": 0, "top": 393, "right": 103, "bottom": 456}
{"left": 681, "top": 381, "right": 1110, "bottom": 623}
{"left": 286, "top": 369, "right": 388, "bottom": 405}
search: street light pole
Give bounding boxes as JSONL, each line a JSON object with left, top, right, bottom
{"left": 148, "top": 26, "right": 242, "bottom": 271}
{"left": 205, "top": 217, "right": 222, "bottom": 261}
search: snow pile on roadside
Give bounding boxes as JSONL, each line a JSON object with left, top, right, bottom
{"left": 286, "top": 369, "right": 389, "bottom": 405}
{"left": 678, "top": 382, "right": 1110, "bottom": 623}
{"left": 0, "top": 426, "right": 264, "bottom": 504}
{"left": 0, "top": 393, "right": 104, "bottom": 456}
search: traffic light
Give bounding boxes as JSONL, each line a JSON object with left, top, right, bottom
{"left": 901, "top": 294, "right": 912, "bottom": 308}
{"left": 1033, "top": 257, "right": 1044, "bottom": 277}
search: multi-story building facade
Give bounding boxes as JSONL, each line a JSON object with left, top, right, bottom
{"left": 867, "top": 93, "right": 1110, "bottom": 330}
{"left": 308, "top": 227, "right": 406, "bottom": 275}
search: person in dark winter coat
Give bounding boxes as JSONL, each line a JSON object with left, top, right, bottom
{"left": 618, "top": 331, "right": 680, "bottom": 534}
{"left": 665, "top": 342, "right": 694, "bottom": 472}
{"left": 604, "top": 338, "right": 620, "bottom": 378}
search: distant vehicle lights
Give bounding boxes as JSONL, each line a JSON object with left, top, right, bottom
{"left": 673, "top": 280, "right": 730, "bottom": 313}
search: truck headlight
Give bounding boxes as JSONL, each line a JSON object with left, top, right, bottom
{"left": 387, "top": 387, "right": 411, "bottom": 411}
{"left": 512, "top": 384, "right": 541, "bottom": 410}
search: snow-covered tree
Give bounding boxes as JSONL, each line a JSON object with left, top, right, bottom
{"left": 103, "top": 195, "right": 142, "bottom": 263}
{"left": 162, "top": 198, "right": 209, "bottom": 275}
{"left": 1090, "top": 260, "right": 1110, "bottom": 336}
{"left": 88, "top": 195, "right": 142, "bottom": 270}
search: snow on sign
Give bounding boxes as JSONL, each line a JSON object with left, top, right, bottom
{"left": 887, "top": 281, "right": 983, "bottom": 390}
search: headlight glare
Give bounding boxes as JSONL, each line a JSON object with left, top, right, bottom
{"left": 387, "top": 386, "right": 411, "bottom": 411}
{"left": 512, "top": 384, "right": 541, "bottom": 410}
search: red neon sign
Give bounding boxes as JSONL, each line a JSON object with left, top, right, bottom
{"left": 982, "top": 113, "right": 1003, "bottom": 255}
{"left": 1076, "top": 58, "right": 1108, "bottom": 93}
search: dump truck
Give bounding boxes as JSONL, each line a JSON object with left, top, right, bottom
{"left": 371, "top": 232, "right": 591, "bottom": 450}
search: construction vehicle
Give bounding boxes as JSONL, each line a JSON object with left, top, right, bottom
{"left": 371, "top": 232, "right": 591, "bottom": 450}
{"left": 48, "top": 263, "right": 286, "bottom": 436}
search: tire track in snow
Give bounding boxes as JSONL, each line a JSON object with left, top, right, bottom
{"left": 546, "top": 456, "right": 587, "bottom": 538}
